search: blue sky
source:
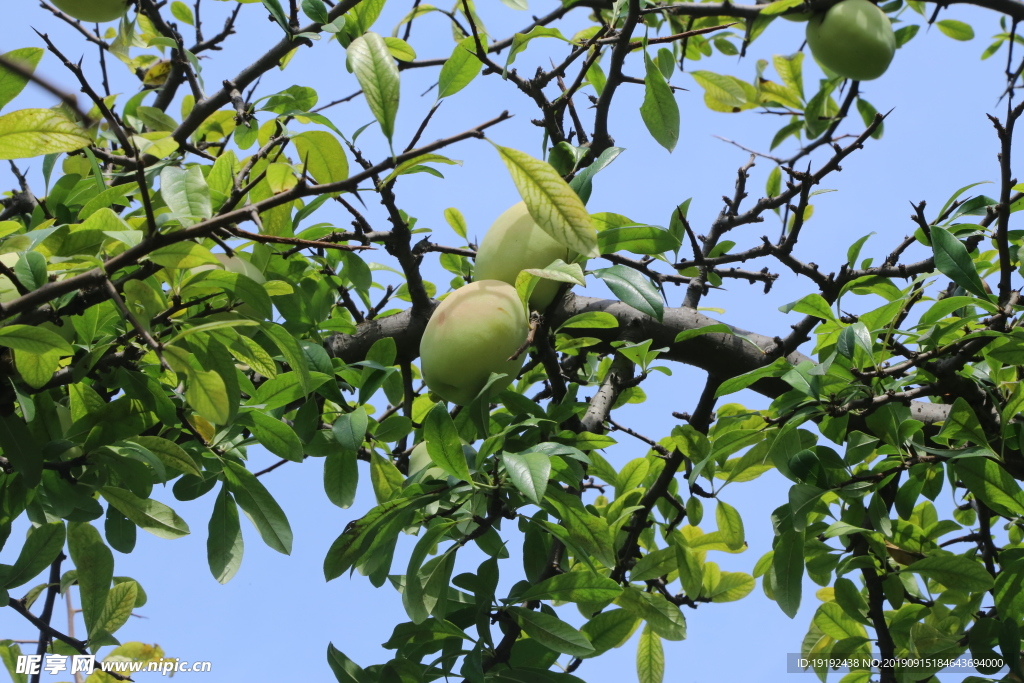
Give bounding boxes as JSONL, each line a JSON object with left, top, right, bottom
{"left": 1, "top": 0, "right": 1018, "bottom": 681}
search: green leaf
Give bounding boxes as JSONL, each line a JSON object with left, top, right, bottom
{"left": 438, "top": 35, "right": 483, "bottom": 98}
{"left": 557, "top": 312, "right": 619, "bottom": 330}
{"left": 246, "top": 412, "right": 304, "bottom": 462}
{"left": 160, "top": 165, "right": 212, "bottom": 224}
{"left": 149, "top": 241, "right": 220, "bottom": 268}
{"left": 67, "top": 522, "right": 113, "bottom": 639}
{"left": 502, "top": 451, "right": 550, "bottom": 505}
{"left": 505, "top": 26, "right": 567, "bottom": 70}
{"left": 715, "top": 357, "right": 790, "bottom": 397}
{"left": 2, "top": 521, "right": 64, "bottom": 590}
{"left": 716, "top": 500, "right": 745, "bottom": 550}
{"left": 0, "top": 108, "right": 90, "bottom": 159}
{"left": 930, "top": 226, "right": 990, "bottom": 300}
{"left": 936, "top": 19, "right": 974, "bottom": 40}
{"left": 327, "top": 643, "right": 368, "bottom": 683}
{"left": 0, "top": 413, "right": 41, "bottom": 486}
{"left": 262, "top": 0, "right": 291, "bottom": 33}
{"left": 640, "top": 52, "right": 679, "bottom": 152}
{"left": 347, "top": 32, "right": 400, "bottom": 144}
{"left": 507, "top": 606, "right": 595, "bottom": 656}
{"left": 302, "top": 0, "right": 329, "bottom": 22}
{"left": 101, "top": 487, "right": 190, "bottom": 539}
{"left": 906, "top": 552, "right": 994, "bottom": 592}
{"left": 494, "top": 144, "right": 599, "bottom": 258}
{"left": 186, "top": 368, "right": 230, "bottom": 425}
{"left": 615, "top": 587, "right": 686, "bottom": 640}
{"left": 937, "top": 397, "right": 989, "bottom": 447}
{"left": 568, "top": 146, "right": 623, "bottom": 204}
{"left": 0, "top": 324, "right": 73, "bottom": 355}
{"left": 545, "top": 490, "right": 615, "bottom": 567}
{"left": 636, "top": 626, "right": 665, "bottom": 683}
{"left": 325, "top": 448, "right": 358, "bottom": 509}
{"left": 955, "top": 457, "right": 1024, "bottom": 518}
{"left": 333, "top": 406, "right": 368, "bottom": 455}
{"left": 598, "top": 225, "right": 681, "bottom": 255}
{"left": 523, "top": 259, "right": 586, "bottom": 286}
{"left": 578, "top": 609, "right": 638, "bottom": 658}
{"left": 383, "top": 37, "right": 417, "bottom": 61}
{"left": 207, "top": 485, "right": 243, "bottom": 584}
{"left": 132, "top": 436, "right": 202, "bottom": 477}
{"left": 591, "top": 265, "right": 664, "bottom": 322}
{"left": 93, "top": 580, "right": 138, "bottom": 636}
{"left": 520, "top": 571, "right": 622, "bottom": 604}
{"left": 772, "top": 529, "right": 803, "bottom": 618}
{"left": 0, "top": 49, "right": 44, "bottom": 112}
{"left": 293, "top": 131, "right": 349, "bottom": 185}
{"left": 324, "top": 493, "right": 441, "bottom": 580}
{"left": 403, "top": 521, "right": 457, "bottom": 623}
{"left": 424, "top": 403, "right": 472, "bottom": 481}
{"left": 780, "top": 293, "right": 835, "bottom": 321}
{"left": 223, "top": 461, "right": 293, "bottom": 555}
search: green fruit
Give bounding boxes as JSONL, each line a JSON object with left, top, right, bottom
{"left": 420, "top": 280, "right": 528, "bottom": 405}
{"left": 51, "top": 0, "right": 130, "bottom": 22}
{"left": 805, "top": 0, "right": 896, "bottom": 81}
{"left": 474, "top": 202, "right": 577, "bottom": 310}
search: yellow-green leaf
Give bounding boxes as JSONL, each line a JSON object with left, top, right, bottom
{"left": 494, "top": 144, "right": 599, "bottom": 257}
{"left": 0, "top": 108, "right": 90, "bottom": 160}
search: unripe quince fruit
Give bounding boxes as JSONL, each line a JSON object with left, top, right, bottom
{"left": 419, "top": 280, "right": 528, "bottom": 405}
{"left": 805, "top": 0, "right": 896, "bottom": 81}
{"left": 52, "top": 0, "right": 130, "bottom": 23}
{"left": 474, "top": 202, "right": 577, "bottom": 310}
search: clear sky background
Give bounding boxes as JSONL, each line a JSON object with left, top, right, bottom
{"left": 0, "top": 0, "right": 1018, "bottom": 681}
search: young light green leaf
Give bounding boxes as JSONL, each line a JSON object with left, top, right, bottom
{"left": 716, "top": 500, "right": 745, "bottom": 550}
{"left": 936, "top": 19, "right": 974, "bottom": 40}
{"left": 640, "top": 52, "right": 679, "bottom": 152}
{"left": 0, "top": 325, "right": 73, "bottom": 355}
{"left": 636, "top": 626, "right": 665, "bottom": 683}
{"left": 438, "top": 35, "right": 483, "bottom": 99}
{"left": 0, "top": 48, "right": 44, "bottom": 112}
{"left": 160, "top": 165, "right": 212, "bottom": 224}
{"left": 347, "top": 32, "right": 400, "bottom": 144}
{"left": 186, "top": 368, "right": 230, "bottom": 425}
{"left": 293, "top": 131, "right": 349, "bottom": 185}
{"left": 494, "top": 144, "right": 599, "bottom": 258}
{"left": 93, "top": 580, "right": 138, "bottom": 637}
{"left": 0, "top": 109, "right": 90, "bottom": 159}
{"left": 579, "top": 609, "right": 639, "bottom": 657}
{"left": 101, "top": 487, "right": 191, "bottom": 539}
{"left": 598, "top": 225, "right": 681, "bottom": 255}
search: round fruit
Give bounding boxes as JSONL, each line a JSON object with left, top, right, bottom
{"left": 474, "top": 202, "right": 576, "bottom": 310}
{"left": 52, "top": 0, "right": 130, "bottom": 22}
{"left": 420, "top": 280, "right": 528, "bottom": 405}
{"left": 805, "top": 0, "right": 896, "bottom": 81}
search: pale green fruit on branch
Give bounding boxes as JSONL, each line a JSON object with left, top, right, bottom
{"left": 52, "top": 0, "right": 130, "bottom": 23}
{"left": 806, "top": 0, "right": 896, "bottom": 81}
{"left": 419, "top": 280, "right": 528, "bottom": 406}
{"left": 474, "top": 202, "right": 578, "bottom": 310}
